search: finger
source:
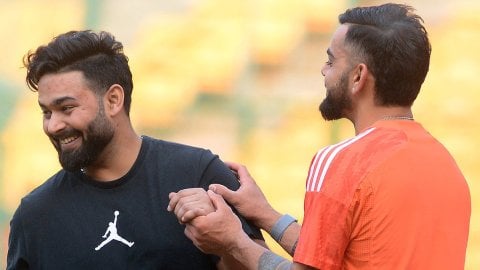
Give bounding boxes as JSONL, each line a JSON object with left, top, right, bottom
{"left": 207, "top": 190, "right": 230, "bottom": 212}
{"left": 182, "top": 208, "right": 208, "bottom": 223}
{"left": 176, "top": 188, "right": 205, "bottom": 196}
{"left": 175, "top": 193, "right": 214, "bottom": 222}
{"left": 174, "top": 200, "right": 202, "bottom": 223}
{"left": 168, "top": 192, "right": 193, "bottom": 214}
{"left": 168, "top": 188, "right": 207, "bottom": 212}
{"left": 209, "top": 184, "right": 236, "bottom": 204}
{"left": 235, "top": 165, "right": 254, "bottom": 185}
{"left": 168, "top": 190, "right": 196, "bottom": 212}
{"left": 226, "top": 162, "right": 254, "bottom": 185}
{"left": 167, "top": 192, "right": 179, "bottom": 211}
{"left": 225, "top": 161, "right": 240, "bottom": 172}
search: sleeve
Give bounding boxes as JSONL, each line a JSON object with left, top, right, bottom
{"left": 198, "top": 152, "right": 264, "bottom": 241}
{"left": 7, "top": 203, "right": 30, "bottom": 270}
{"left": 292, "top": 151, "right": 352, "bottom": 269}
{"left": 293, "top": 191, "right": 351, "bottom": 269}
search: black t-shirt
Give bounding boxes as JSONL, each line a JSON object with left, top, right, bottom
{"left": 7, "top": 136, "right": 262, "bottom": 269}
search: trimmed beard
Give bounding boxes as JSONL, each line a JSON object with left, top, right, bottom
{"left": 319, "top": 71, "right": 352, "bottom": 121}
{"left": 51, "top": 103, "right": 115, "bottom": 172}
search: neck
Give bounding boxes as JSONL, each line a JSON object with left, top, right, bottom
{"left": 351, "top": 106, "right": 413, "bottom": 135}
{"left": 380, "top": 115, "right": 414, "bottom": 121}
{"left": 83, "top": 128, "right": 142, "bottom": 181}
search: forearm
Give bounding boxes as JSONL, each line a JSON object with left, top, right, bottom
{"left": 227, "top": 238, "right": 308, "bottom": 270}
{"left": 275, "top": 221, "right": 301, "bottom": 256}
{"left": 217, "top": 252, "right": 253, "bottom": 270}
{"left": 218, "top": 239, "right": 269, "bottom": 270}
{"left": 227, "top": 234, "right": 269, "bottom": 270}
{"left": 222, "top": 231, "right": 307, "bottom": 270}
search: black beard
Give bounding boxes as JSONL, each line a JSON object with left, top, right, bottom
{"left": 319, "top": 73, "right": 351, "bottom": 121}
{"left": 319, "top": 93, "right": 350, "bottom": 120}
{"left": 52, "top": 108, "right": 114, "bottom": 172}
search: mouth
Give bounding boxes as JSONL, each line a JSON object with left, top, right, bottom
{"left": 60, "top": 135, "right": 80, "bottom": 145}
{"left": 54, "top": 134, "right": 82, "bottom": 152}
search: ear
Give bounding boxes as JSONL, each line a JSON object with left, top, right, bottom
{"left": 103, "top": 84, "right": 125, "bottom": 117}
{"left": 351, "top": 63, "right": 369, "bottom": 95}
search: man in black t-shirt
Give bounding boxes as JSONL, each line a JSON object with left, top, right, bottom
{"left": 7, "top": 30, "right": 264, "bottom": 270}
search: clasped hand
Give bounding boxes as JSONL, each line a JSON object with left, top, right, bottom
{"left": 167, "top": 162, "right": 270, "bottom": 255}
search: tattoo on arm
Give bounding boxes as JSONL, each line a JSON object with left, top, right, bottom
{"left": 258, "top": 251, "right": 292, "bottom": 270}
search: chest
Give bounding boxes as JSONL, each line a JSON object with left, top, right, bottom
{"left": 22, "top": 179, "right": 215, "bottom": 269}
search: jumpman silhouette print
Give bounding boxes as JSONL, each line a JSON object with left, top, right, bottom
{"left": 95, "top": 210, "right": 134, "bottom": 251}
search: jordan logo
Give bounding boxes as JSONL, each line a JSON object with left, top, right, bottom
{"left": 95, "top": 210, "right": 134, "bottom": 251}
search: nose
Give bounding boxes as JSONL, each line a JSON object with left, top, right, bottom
{"left": 44, "top": 113, "right": 66, "bottom": 135}
{"left": 321, "top": 65, "right": 326, "bottom": 77}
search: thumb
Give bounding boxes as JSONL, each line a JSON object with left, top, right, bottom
{"left": 209, "top": 184, "right": 236, "bottom": 204}
{"left": 207, "top": 190, "right": 229, "bottom": 212}
{"left": 226, "top": 162, "right": 255, "bottom": 186}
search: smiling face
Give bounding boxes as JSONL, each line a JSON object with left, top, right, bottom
{"left": 38, "top": 71, "right": 115, "bottom": 172}
{"left": 319, "top": 24, "right": 354, "bottom": 121}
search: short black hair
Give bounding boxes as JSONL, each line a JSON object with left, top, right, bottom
{"left": 24, "top": 30, "right": 134, "bottom": 115}
{"left": 339, "top": 3, "right": 431, "bottom": 106}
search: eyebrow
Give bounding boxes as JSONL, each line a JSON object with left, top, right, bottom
{"left": 39, "top": 96, "right": 76, "bottom": 108}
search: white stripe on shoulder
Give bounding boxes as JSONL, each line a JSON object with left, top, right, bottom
{"left": 306, "top": 140, "right": 354, "bottom": 191}
{"left": 307, "top": 145, "right": 333, "bottom": 191}
{"left": 307, "top": 127, "right": 376, "bottom": 192}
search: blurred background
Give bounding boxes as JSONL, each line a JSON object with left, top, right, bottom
{"left": 0, "top": 0, "right": 478, "bottom": 268}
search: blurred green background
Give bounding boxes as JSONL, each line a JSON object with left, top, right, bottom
{"left": 0, "top": 0, "right": 478, "bottom": 268}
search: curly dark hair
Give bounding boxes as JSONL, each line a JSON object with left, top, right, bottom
{"left": 24, "top": 30, "right": 134, "bottom": 115}
{"left": 339, "top": 3, "right": 431, "bottom": 106}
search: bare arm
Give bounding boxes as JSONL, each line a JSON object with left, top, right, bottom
{"left": 186, "top": 190, "right": 315, "bottom": 270}
{"left": 168, "top": 162, "right": 301, "bottom": 256}
{"left": 212, "top": 162, "right": 301, "bottom": 256}
{"left": 168, "top": 187, "right": 269, "bottom": 267}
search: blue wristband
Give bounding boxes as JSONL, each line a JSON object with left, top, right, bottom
{"left": 270, "top": 214, "right": 297, "bottom": 242}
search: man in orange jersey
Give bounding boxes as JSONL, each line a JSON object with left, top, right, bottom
{"left": 168, "top": 3, "right": 471, "bottom": 269}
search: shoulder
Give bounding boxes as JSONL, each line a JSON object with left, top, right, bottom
{"left": 306, "top": 127, "right": 408, "bottom": 194}
{"left": 325, "top": 126, "right": 408, "bottom": 164}
{"left": 24, "top": 170, "right": 67, "bottom": 198}
{"left": 350, "top": 126, "right": 407, "bottom": 153}
{"left": 16, "top": 170, "right": 71, "bottom": 214}
{"left": 313, "top": 126, "right": 406, "bottom": 163}
{"left": 142, "top": 135, "right": 217, "bottom": 161}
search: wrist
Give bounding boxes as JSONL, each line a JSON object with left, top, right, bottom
{"left": 269, "top": 214, "right": 297, "bottom": 242}
{"left": 254, "top": 207, "right": 282, "bottom": 232}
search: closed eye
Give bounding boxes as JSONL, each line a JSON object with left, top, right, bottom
{"left": 62, "top": 105, "right": 75, "bottom": 112}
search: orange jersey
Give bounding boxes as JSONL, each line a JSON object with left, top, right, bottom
{"left": 293, "top": 120, "right": 471, "bottom": 270}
